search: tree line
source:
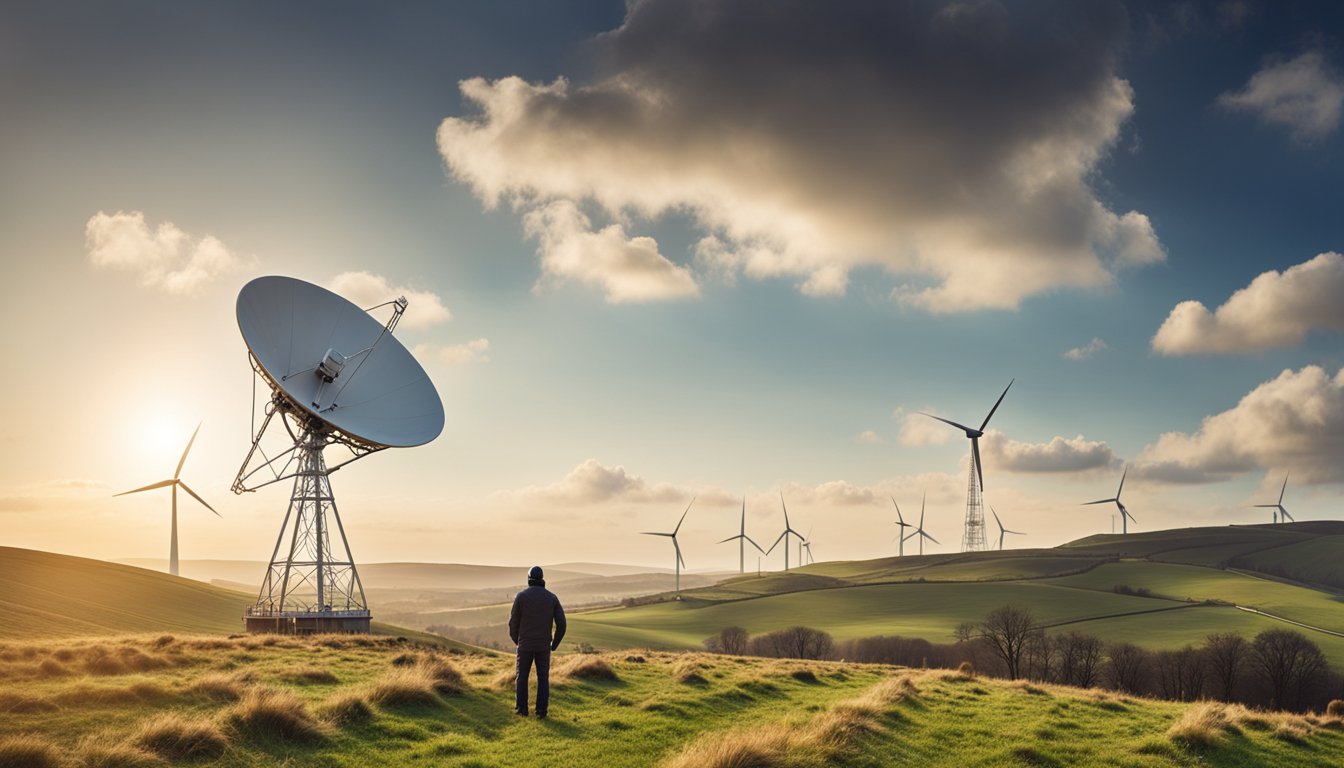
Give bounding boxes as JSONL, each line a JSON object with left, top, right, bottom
{"left": 702, "top": 604, "right": 1344, "bottom": 713}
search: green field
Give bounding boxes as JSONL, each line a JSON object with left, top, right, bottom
{"left": 566, "top": 524, "right": 1344, "bottom": 666}
{"left": 2, "top": 635, "right": 1341, "bottom": 767}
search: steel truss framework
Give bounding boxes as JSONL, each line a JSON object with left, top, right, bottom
{"left": 961, "top": 452, "right": 989, "bottom": 553}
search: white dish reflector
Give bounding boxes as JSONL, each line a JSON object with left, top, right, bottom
{"left": 237, "top": 275, "right": 444, "bottom": 449}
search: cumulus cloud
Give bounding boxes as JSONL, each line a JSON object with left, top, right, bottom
{"left": 413, "top": 339, "right": 490, "bottom": 364}
{"left": 1152, "top": 253, "right": 1344, "bottom": 356}
{"left": 494, "top": 459, "right": 735, "bottom": 507}
{"left": 1063, "top": 337, "right": 1108, "bottom": 360}
{"left": 436, "top": 0, "right": 1162, "bottom": 311}
{"left": 328, "top": 271, "right": 452, "bottom": 330}
{"left": 1134, "top": 366, "right": 1344, "bottom": 484}
{"left": 856, "top": 430, "right": 884, "bottom": 445}
{"left": 523, "top": 200, "right": 699, "bottom": 302}
{"left": 980, "top": 429, "right": 1119, "bottom": 473}
{"left": 1219, "top": 51, "right": 1344, "bottom": 141}
{"left": 85, "top": 211, "right": 247, "bottom": 295}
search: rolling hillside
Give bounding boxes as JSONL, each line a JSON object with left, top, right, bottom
{"left": 0, "top": 547, "right": 463, "bottom": 648}
{"left": 2, "top": 637, "right": 1341, "bottom": 767}
{"left": 566, "top": 523, "right": 1344, "bottom": 664}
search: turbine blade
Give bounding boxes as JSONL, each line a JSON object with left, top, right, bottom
{"left": 1116, "top": 465, "right": 1127, "bottom": 498}
{"left": 1253, "top": 504, "right": 1278, "bottom": 508}
{"left": 979, "top": 379, "right": 1014, "bottom": 431}
{"left": 922, "top": 531, "right": 941, "bottom": 545}
{"left": 176, "top": 481, "right": 220, "bottom": 517}
{"left": 674, "top": 539, "right": 685, "bottom": 570}
{"left": 765, "top": 531, "right": 786, "bottom": 555}
{"left": 972, "top": 437, "right": 984, "bottom": 491}
{"left": 919, "top": 412, "right": 976, "bottom": 435}
{"left": 891, "top": 496, "right": 905, "bottom": 526}
{"left": 1279, "top": 474, "right": 1288, "bottom": 505}
{"left": 641, "top": 531, "right": 673, "bottom": 537}
{"left": 175, "top": 422, "right": 202, "bottom": 480}
{"left": 919, "top": 492, "right": 926, "bottom": 529}
{"left": 745, "top": 536, "right": 766, "bottom": 554}
{"left": 1082, "top": 498, "right": 1116, "bottom": 506}
{"left": 1279, "top": 506, "right": 1293, "bottom": 522}
{"left": 991, "top": 506, "right": 1004, "bottom": 532}
{"left": 780, "top": 491, "right": 790, "bottom": 528}
{"left": 718, "top": 535, "right": 741, "bottom": 544}
{"left": 114, "top": 479, "right": 175, "bottom": 497}
{"left": 674, "top": 497, "right": 695, "bottom": 535}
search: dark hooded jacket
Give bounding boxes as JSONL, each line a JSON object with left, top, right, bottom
{"left": 509, "top": 578, "right": 566, "bottom": 653}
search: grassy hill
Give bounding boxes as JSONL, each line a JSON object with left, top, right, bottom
{"left": 566, "top": 523, "right": 1344, "bottom": 664}
{"left": 2, "top": 635, "right": 1342, "bottom": 767}
{"left": 0, "top": 548, "right": 464, "bottom": 649}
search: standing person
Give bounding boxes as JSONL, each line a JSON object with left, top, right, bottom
{"left": 509, "top": 565, "right": 566, "bottom": 718}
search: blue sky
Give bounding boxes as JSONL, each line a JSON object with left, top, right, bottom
{"left": 2, "top": 1, "right": 1342, "bottom": 568}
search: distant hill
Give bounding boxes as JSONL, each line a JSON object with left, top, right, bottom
{"left": 567, "top": 522, "right": 1344, "bottom": 664}
{"left": 0, "top": 547, "right": 468, "bottom": 648}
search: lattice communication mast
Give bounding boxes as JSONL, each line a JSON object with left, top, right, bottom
{"left": 232, "top": 276, "right": 444, "bottom": 634}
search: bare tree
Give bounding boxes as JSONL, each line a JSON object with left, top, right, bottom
{"left": 1023, "top": 629, "right": 1055, "bottom": 682}
{"left": 979, "top": 605, "right": 1035, "bottom": 680}
{"left": 1203, "top": 633, "right": 1247, "bottom": 702}
{"left": 751, "top": 626, "right": 834, "bottom": 660}
{"left": 1105, "top": 642, "right": 1149, "bottom": 694}
{"left": 1056, "top": 631, "right": 1104, "bottom": 688}
{"left": 1250, "top": 629, "right": 1328, "bottom": 710}
{"left": 1154, "top": 647, "right": 1205, "bottom": 701}
{"left": 719, "top": 626, "right": 749, "bottom": 655}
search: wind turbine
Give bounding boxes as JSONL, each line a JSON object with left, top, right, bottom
{"left": 800, "top": 525, "right": 815, "bottom": 565}
{"left": 921, "top": 379, "right": 1013, "bottom": 552}
{"left": 719, "top": 497, "right": 765, "bottom": 573}
{"left": 642, "top": 497, "right": 694, "bottom": 595}
{"left": 1084, "top": 465, "right": 1136, "bottom": 534}
{"left": 115, "top": 423, "right": 220, "bottom": 577}
{"left": 765, "top": 492, "right": 805, "bottom": 571}
{"left": 902, "top": 492, "right": 940, "bottom": 556}
{"left": 990, "top": 506, "right": 1024, "bottom": 551}
{"left": 1254, "top": 473, "right": 1294, "bottom": 524}
{"left": 891, "top": 497, "right": 913, "bottom": 556}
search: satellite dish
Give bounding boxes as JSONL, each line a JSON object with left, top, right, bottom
{"left": 236, "top": 275, "right": 444, "bottom": 449}
{"left": 231, "top": 275, "right": 445, "bottom": 635}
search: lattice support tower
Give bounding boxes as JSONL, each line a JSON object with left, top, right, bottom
{"left": 245, "top": 428, "right": 370, "bottom": 633}
{"left": 961, "top": 452, "right": 989, "bottom": 552}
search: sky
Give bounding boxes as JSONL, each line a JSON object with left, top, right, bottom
{"left": 2, "top": 0, "right": 1343, "bottom": 572}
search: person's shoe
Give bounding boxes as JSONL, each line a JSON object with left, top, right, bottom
{"left": 514, "top": 710, "right": 528, "bottom": 717}
{"left": 536, "top": 712, "right": 548, "bottom": 719}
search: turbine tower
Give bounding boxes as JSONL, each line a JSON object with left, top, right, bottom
{"left": 1084, "top": 465, "right": 1136, "bottom": 534}
{"left": 800, "top": 525, "right": 815, "bottom": 565}
{"left": 642, "top": 498, "right": 694, "bottom": 594}
{"left": 766, "top": 492, "right": 804, "bottom": 571}
{"left": 921, "top": 380, "right": 1012, "bottom": 552}
{"left": 1254, "top": 473, "right": 1294, "bottom": 524}
{"left": 891, "top": 497, "right": 913, "bottom": 556}
{"left": 719, "top": 497, "right": 765, "bottom": 573}
{"left": 116, "top": 422, "right": 220, "bottom": 576}
{"left": 903, "top": 492, "right": 940, "bottom": 556}
{"left": 990, "top": 506, "right": 1024, "bottom": 550}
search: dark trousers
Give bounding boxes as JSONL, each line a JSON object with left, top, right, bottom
{"left": 515, "top": 648, "right": 551, "bottom": 715}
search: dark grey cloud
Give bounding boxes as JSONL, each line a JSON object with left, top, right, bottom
{"left": 438, "top": 0, "right": 1162, "bottom": 309}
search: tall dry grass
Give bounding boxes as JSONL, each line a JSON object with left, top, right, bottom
{"left": 132, "top": 713, "right": 229, "bottom": 761}
{"left": 0, "top": 735, "right": 63, "bottom": 768}
{"left": 74, "top": 736, "right": 166, "bottom": 768}
{"left": 225, "top": 687, "right": 326, "bottom": 742}
{"left": 661, "top": 673, "right": 920, "bottom": 768}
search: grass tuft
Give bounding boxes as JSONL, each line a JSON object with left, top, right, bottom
{"left": 1166, "top": 702, "right": 1236, "bottom": 751}
{"left": 132, "top": 713, "right": 229, "bottom": 761}
{"left": 420, "top": 658, "right": 469, "bottom": 695}
{"left": 75, "top": 737, "right": 166, "bottom": 768}
{"left": 188, "top": 673, "right": 246, "bottom": 702}
{"left": 1329, "top": 699, "right": 1344, "bottom": 717}
{"left": 0, "top": 735, "right": 63, "bottom": 768}
{"left": 281, "top": 667, "right": 340, "bottom": 685}
{"left": 1273, "top": 721, "right": 1310, "bottom": 744}
{"left": 35, "top": 658, "right": 69, "bottom": 678}
{"left": 557, "top": 656, "right": 619, "bottom": 682}
{"left": 790, "top": 669, "right": 820, "bottom": 684}
{"left": 0, "top": 693, "right": 59, "bottom": 714}
{"left": 316, "top": 693, "right": 376, "bottom": 726}
{"left": 367, "top": 667, "right": 443, "bottom": 708}
{"left": 225, "top": 687, "right": 326, "bottom": 742}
